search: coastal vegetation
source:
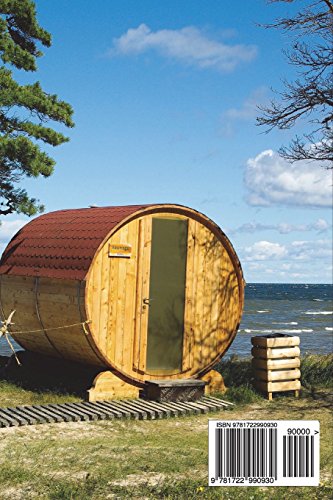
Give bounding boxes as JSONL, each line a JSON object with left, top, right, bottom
{"left": 0, "top": 353, "right": 331, "bottom": 498}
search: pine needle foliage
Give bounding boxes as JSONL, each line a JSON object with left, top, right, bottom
{"left": 0, "top": 0, "right": 74, "bottom": 216}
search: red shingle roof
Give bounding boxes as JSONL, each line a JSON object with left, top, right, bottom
{"left": 0, "top": 205, "right": 151, "bottom": 280}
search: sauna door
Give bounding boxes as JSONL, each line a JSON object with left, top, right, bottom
{"left": 145, "top": 217, "right": 188, "bottom": 372}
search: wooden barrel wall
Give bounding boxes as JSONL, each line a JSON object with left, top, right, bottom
{"left": 0, "top": 204, "right": 244, "bottom": 386}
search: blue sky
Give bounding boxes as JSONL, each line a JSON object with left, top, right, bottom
{"left": 1, "top": 0, "right": 332, "bottom": 283}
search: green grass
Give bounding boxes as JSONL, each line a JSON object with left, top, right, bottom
{"left": 301, "top": 353, "right": 333, "bottom": 389}
{"left": 216, "top": 353, "right": 333, "bottom": 404}
{"left": 0, "top": 351, "right": 95, "bottom": 407}
{"left": 0, "top": 353, "right": 332, "bottom": 498}
{"left": 0, "top": 352, "right": 332, "bottom": 408}
{"left": 0, "top": 391, "right": 332, "bottom": 499}
{"left": 0, "top": 379, "right": 80, "bottom": 407}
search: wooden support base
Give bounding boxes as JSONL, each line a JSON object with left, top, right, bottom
{"left": 267, "top": 390, "right": 299, "bottom": 401}
{"left": 201, "top": 370, "right": 226, "bottom": 395}
{"left": 88, "top": 371, "right": 139, "bottom": 402}
{"left": 254, "top": 379, "right": 301, "bottom": 400}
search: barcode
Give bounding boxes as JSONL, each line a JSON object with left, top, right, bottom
{"left": 215, "top": 428, "right": 277, "bottom": 479}
{"left": 283, "top": 435, "right": 314, "bottom": 477}
{"left": 209, "top": 420, "right": 319, "bottom": 486}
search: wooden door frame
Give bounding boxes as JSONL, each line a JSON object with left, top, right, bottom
{"left": 132, "top": 214, "right": 193, "bottom": 377}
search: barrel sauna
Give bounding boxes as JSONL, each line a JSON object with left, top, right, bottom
{"left": 0, "top": 204, "right": 244, "bottom": 399}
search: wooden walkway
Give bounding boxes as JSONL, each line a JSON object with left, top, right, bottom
{"left": 0, "top": 396, "right": 232, "bottom": 428}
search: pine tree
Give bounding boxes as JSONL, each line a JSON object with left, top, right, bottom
{"left": 0, "top": 0, "right": 74, "bottom": 216}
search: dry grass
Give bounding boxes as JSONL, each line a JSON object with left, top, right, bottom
{"left": 0, "top": 389, "right": 332, "bottom": 499}
{"left": 0, "top": 353, "right": 332, "bottom": 498}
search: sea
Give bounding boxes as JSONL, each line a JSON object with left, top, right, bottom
{"left": 228, "top": 283, "right": 333, "bottom": 358}
{"left": 0, "top": 283, "right": 332, "bottom": 359}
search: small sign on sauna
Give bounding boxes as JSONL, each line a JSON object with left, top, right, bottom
{"left": 108, "top": 243, "right": 132, "bottom": 258}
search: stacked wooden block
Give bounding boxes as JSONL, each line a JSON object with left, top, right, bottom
{"left": 251, "top": 334, "right": 301, "bottom": 400}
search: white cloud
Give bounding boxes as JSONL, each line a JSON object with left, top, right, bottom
{"left": 242, "top": 240, "right": 332, "bottom": 282}
{"left": 244, "top": 241, "right": 287, "bottom": 261}
{"left": 245, "top": 149, "right": 332, "bottom": 208}
{"left": 313, "top": 218, "right": 330, "bottom": 231}
{"left": 232, "top": 218, "right": 331, "bottom": 234}
{"left": 243, "top": 238, "right": 332, "bottom": 263}
{"left": 289, "top": 239, "right": 332, "bottom": 261}
{"left": 109, "top": 24, "right": 257, "bottom": 71}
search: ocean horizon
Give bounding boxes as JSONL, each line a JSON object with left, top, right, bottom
{"left": 1, "top": 282, "right": 332, "bottom": 359}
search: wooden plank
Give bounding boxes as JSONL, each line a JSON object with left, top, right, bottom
{"left": 251, "top": 336, "right": 300, "bottom": 348}
{"left": 69, "top": 402, "right": 111, "bottom": 421}
{"left": 188, "top": 221, "right": 202, "bottom": 374}
{"left": 201, "top": 227, "right": 214, "bottom": 368}
{"left": 62, "top": 403, "right": 96, "bottom": 421}
{"left": 254, "top": 379, "right": 301, "bottom": 393}
{"left": 132, "top": 218, "right": 144, "bottom": 372}
{"left": 148, "top": 213, "right": 188, "bottom": 220}
{"left": 154, "top": 401, "right": 185, "bottom": 417}
{"left": 251, "top": 346, "right": 300, "bottom": 359}
{"left": 210, "top": 236, "right": 223, "bottom": 357}
{"left": 184, "top": 401, "right": 209, "bottom": 414}
{"left": 202, "top": 396, "right": 234, "bottom": 407}
{"left": 108, "top": 230, "right": 120, "bottom": 364}
{"left": 91, "top": 401, "right": 130, "bottom": 419}
{"left": 196, "top": 398, "right": 225, "bottom": 412}
{"left": 89, "top": 250, "right": 103, "bottom": 354}
{"left": 198, "top": 224, "right": 208, "bottom": 369}
{"left": 221, "top": 253, "right": 240, "bottom": 346}
{"left": 103, "top": 401, "right": 139, "bottom": 420}
{"left": 122, "top": 219, "right": 139, "bottom": 374}
{"left": 119, "top": 223, "right": 134, "bottom": 371}
{"left": 0, "top": 407, "right": 28, "bottom": 426}
{"left": 35, "top": 277, "right": 67, "bottom": 360}
{"left": 99, "top": 233, "right": 111, "bottom": 359}
{"left": 77, "top": 402, "right": 113, "bottom": 420}
{"left": 9, "top": 407, "right": 38, "bottom": 425}
{"left": 169, "top": 401, "right": 200, "bottom": 415}
{"left": 252, "top": 357, "right": 301, "bottom": 370}
{"left": 0, "top": 409, "right": 19, "bottom": 427}
{"left": 0, "top": 414, "right": 11, "bottom": 427}
{"left": 115, "top": 225, "right": 128, "bottom": 369}
{"left": 114, "top": 400, "right": 148, "bottom": 420}
{"left": 89, "top": 401, "right": 123, "bottom": 418}
{"left": 183, "top": 218, "right": 195, "bottom": 372}
{"left": 140, "top": 399, "right": 174, "bottom": 417}
{"left": 45, "top": 404, "right": 82, "bottom": 422}
{"left": 1, "top": 275, "right": 56, "bottom": 355}
{"left": 103, "top": 400, "right": 141, "bottom": 419}
{"left": 16, "top": 406, "right": 49, "bottom": 424}
{"left": 32, "top": 405, "right": 65, "bottom": 423}
{"left": 138, "top": 216, "right": 152, "bottom": 374}
{"left": 37, "top": 277, "right": 100, "bottom": 366}
{"left": 127, "top": 400, "right": 156, "bottom": 419}
{"left": 253, "top": 368, "right": 301, "bottom": 382}
{"left": 135, "top": 399, "right": 165, "bottom": 419}
{"left": 193, "top": 220, "right": 204, "bottom": 373}
{"left": 0, "top": 395, "right": 232, "bottom": 428}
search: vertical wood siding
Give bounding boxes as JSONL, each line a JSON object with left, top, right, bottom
{"left": 86, "top": 212, "right": 242, "bottom": 383}
{"left": 0, "top": 207, "right": 243, "bottom": 381}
